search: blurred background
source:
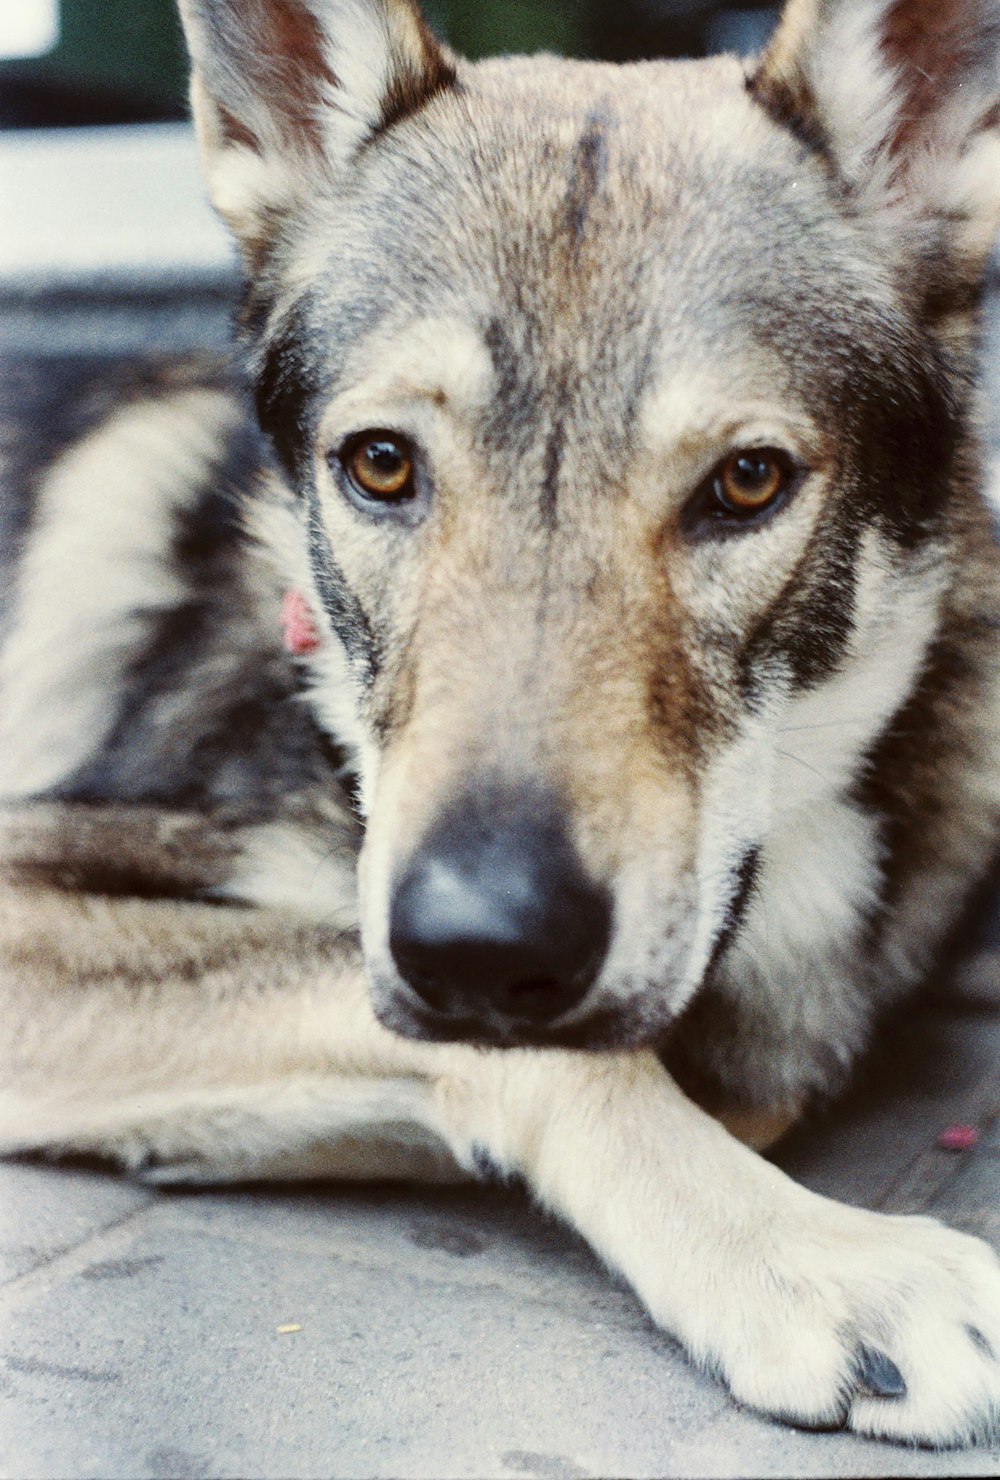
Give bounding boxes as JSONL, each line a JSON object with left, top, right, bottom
{"left": 0, "top": 0, "right": 996, "bottom": 376}
{"left": 0, "top": 0, "right": 780, "bottom": 358}
{"left": 0, "top": 0, "right": 779, "bottom": 127}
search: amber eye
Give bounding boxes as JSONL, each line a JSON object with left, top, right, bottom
{"left": 713, "top": 448, "right": 790, "bottom": 516}
{"left": 342, "top": 432, "right": 415, "bottom": 501}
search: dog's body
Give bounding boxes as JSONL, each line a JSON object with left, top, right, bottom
{"left": 4, "top": 0, "right": 1000, "bottom": 1448}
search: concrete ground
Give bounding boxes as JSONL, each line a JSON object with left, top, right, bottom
{"left": 2, "top": 125, "right": 1000, "bottom": 1480}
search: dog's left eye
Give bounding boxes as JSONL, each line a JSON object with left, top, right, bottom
{"left": 683, "top": 446, "right": 800, "bottom": 537}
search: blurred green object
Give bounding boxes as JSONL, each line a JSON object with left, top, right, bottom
{"left": 47, "top": 0, "right": 186, "bottom": 110}
{"left": 1, "top": 0, "right": 593, "bottom": 127}
{"left": 0, "top": 0, "right": 771, "bottom": 128}
{"left": 0, "top": 0, "right": 188, "bottom": 124}
{"left": 435, "top": 0, "right": 588, "bottom": 57}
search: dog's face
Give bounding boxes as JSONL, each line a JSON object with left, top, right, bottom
{"left": 180, "top": 0, "right": 1000, "bottom": 1048}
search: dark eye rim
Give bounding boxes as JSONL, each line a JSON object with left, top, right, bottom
{"left": 332, "top": 428, "right": 420, "bottom": 509}
{"left": 681, "top": 445, "right": 805, "bottom": 539}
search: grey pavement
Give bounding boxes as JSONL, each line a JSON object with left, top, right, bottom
{"left": 2, "top": 124, "right": 1000, "bottom": 1480}
{"left": 0, "top": 126, "right": 237, "bottom": 358}
{"left": 0, "top": 1169, "right": 995, "bottom": 1480}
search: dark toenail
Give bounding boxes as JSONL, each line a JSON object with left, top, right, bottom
{"left": 966, "top": 1324, "right": 997, "bottom": 1361}
{"left": 856, "top": 1345, "right": 907, "bottom": 1399}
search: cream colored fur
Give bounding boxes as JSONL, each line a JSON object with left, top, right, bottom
{"left": 2, "top": 868, "right": 999, "bottom": 1445}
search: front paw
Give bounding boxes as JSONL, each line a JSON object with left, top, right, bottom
{"left": 708, "top": 1210, "right": 1000, "bottom": 1446}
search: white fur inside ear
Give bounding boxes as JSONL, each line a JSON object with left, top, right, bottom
{"left": 187, "top": 70, "right": 301, "bottom": 247}
{"left": 206, "top": 143, "right": 301, "bottom": 242}
{"left": 780, "top": 0, "right": 1000, "bottom": 259}
{"left": 315, "top": 0, "right": 397, "bottom": 159}
{"left": 931, "top": 127, "right": 1000, "bottom": 264}
{"left": 184, "top": 0, "right": 437, "bottom": 249}
{"left": 806, "top": 0, "right": 902, "bottom": 194}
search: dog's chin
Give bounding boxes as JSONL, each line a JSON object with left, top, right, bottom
{"left": 370, "top": 989, "right": 666, "bottom": 1053}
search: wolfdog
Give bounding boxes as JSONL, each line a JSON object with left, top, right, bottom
{"left": 2, "top": 0, "right": 1000, "bottom": 1448}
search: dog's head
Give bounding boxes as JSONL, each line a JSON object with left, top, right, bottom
{"left": 179, "top": 0, "right": 1000, "bottom": 1048}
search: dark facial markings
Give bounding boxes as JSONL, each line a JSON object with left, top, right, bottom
{"left": 704, "top": 845, "right": 762, "bottom": 982}
{"left": 739, "top": 514, "right": 861, "bottom": 698}
{"left": 729, "top": 311, "right": 957, "bottom": 701}
{"left": 747, "top": 281, "right": 962, "bottom": 551}
{"left": 846, "top": 350, "right": 962, "bottom": 553}
{"left": 251, "top": 300, "right": 317, "bottom": 480}
{"left": 537, "top": 111, "right": 614, "bottom": 528}
{"left": 305, "top": 482, "right": 380, "bottom": 683}
{"left": 481, "top": 318, "right": 567, "bottom": 531}
{"left": 857, "top": 621, "right": 987, "bottom": 924}
{"left": 567, "top": 111, "right": 610, "bottom": 251}
{"left": 540, "top": 402, "right": 567, "bottom": 531}
{"left": 243, "top": 290, "right": 383, "bottom": 681}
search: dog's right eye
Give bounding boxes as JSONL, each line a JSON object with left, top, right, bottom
{"left": 339, "top": 431, "right": 416, "bottom": 503}
{"left": 681, "top": 446, "right": 802, "bottom": 539}
{"left": 715, "top": 450, "right": 789, "bottom": 514}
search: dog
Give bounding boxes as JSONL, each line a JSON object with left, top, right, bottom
{"left": 2, "top": 0, "right": 1000, "bottom": 1448}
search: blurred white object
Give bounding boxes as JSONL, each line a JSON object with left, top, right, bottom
{"left": 0, "top": 0, "right": 60, "bottom": 60}
{"left": 0, "top": 124, "right": 235, "bottom": 289}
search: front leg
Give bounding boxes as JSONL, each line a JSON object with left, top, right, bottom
{"left": 6, "top": 883, "right": 999, "bottom": 1444}
{"left": 433, "top": 1048, "right": 1000, "bottom": 1447}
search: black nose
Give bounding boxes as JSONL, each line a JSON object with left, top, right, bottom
{"left": 388, "top": 789, "right": 612, "bottom": 1030}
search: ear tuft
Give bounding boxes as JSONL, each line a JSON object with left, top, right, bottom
{"left": 751, "top": 0, "right": 1000, "bottom": 288}
{"left": 178, "top": 0, "right": 455, "bottom": 264}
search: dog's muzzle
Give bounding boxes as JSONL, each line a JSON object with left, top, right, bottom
{"left": 387, "top": 788, "right": 612, "bottom": 1038}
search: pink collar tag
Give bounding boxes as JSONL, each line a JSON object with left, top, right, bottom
{"left": 281, "top": 590, "right": 321, "bottom": 656}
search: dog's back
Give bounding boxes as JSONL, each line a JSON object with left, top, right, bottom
{"left": 0, "top": 355, "right": 363, "bottom": 914}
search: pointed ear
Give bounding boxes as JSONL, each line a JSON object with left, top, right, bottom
{"left": 178, "top": 0, "right": 455, "bottom": 265}
{"left": 751, "top": 0, "right": 1000, "bottom": 288}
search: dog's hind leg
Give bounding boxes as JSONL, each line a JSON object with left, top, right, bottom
{"left": 0, "top": 381, "right": 250, "bottom": 802}
{"left": 0, "top": 371, "right": 347, "bottom": 860}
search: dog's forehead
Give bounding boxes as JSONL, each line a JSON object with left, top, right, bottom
{"left": 294, "top": 51, "right": 895, "bottom": 422}
{"left": 346, "top": 55, "right": 849, "bottom": 294}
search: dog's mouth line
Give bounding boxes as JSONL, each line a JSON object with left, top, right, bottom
{"left": 372, "top": 987, "right": 670, "bottom": 1053}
